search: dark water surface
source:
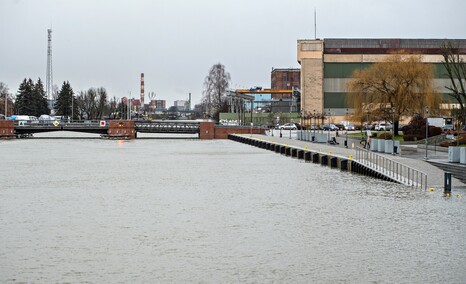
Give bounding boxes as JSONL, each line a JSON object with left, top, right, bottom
{"left": 1, "top": 138, "right": 465, "bottom": 283}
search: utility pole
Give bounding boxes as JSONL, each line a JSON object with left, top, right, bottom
{"left": 392, "top": 107, "right": 395, "bottom": 154}
{"left": 425, "top": 106, "right": 429, "bottom": 160}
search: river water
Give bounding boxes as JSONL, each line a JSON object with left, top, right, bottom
{"left": 1, "top": 135, "right": 465, "bottom": 283}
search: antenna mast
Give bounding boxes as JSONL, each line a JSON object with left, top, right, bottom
{"left": 46, "top": 29, "right": 53, "bottom": 103}
{"left": 314, "top": 8, "right": 317, "bottom": 39}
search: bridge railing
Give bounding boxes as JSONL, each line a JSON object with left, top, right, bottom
{"left": 355, "top": 147, "right": 427, "bottom": 190}
{"left": 13, "top": 120, "right": 106, "bottom": 126}
{"left": 135, "top": 121, "right": 200, "bottom": 133}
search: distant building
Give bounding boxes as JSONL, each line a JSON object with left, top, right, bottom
{"left": 271, "top": 68, "right": 300, "bottom": 100}
{"left": 297, "top": 38, "right": 466, "bottom": 119}
{"left": 271, "top": 68, "right": 300, "bottom": 90}
{"left": 130, "top": 99, "right": 141, "bottom": 111}
{"left": 174, "top": 100, "right": 188, "bottom": 111}
{"left": 149, "top": 99, "right": 166, "bottom": 112}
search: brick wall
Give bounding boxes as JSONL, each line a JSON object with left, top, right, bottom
{"left": 108, "top": 120, "right": 136, "bottom": 139}
{"left": 199, "top": 122, "right": 265, "bottom": 139}
{"left": 0, "top": 120, "right": 15, "bottom": 138}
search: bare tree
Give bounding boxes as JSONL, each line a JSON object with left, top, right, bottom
{"left": 0, "top": 82, "right": 14, "bottom": 116}
{"left": 347, "top": 53, "right": 443, "bottom": 136}
{"left": 76, "top": 87, "right": 109, "bottom": 119}
{"left": 202, "top": 63, "right": 231, "bottom": 120}
{"left": 79, "top": 89, "right": 96, "bottom": 119}
{"left": 96, "top": 87, "right": 108, "bottom": 119}
{"left": 441, "top": 41, "right": 466, "bottom": 126}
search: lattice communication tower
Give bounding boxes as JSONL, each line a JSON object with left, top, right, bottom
{"left": 46, "top": 29, "right": 53, "bottom": 101}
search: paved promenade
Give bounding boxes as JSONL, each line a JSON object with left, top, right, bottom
{"left": 243, "top": 133, "right": 466, "bottom": 190}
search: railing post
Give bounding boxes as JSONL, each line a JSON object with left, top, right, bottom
{"left": 424, "top": 175, "right": 427, "bottom": 191}
{"left": 397, "top": 163, "right": 399, "bottom": 181}
{"left": 402, "top": 165, "right": 404, "bottom": 183}
{"left": 404, "top": 166, "right": 407, "bottom": 184}
{"left": 417, "top": 172, "right": 420, "bottom": 189}
{"left": 408, "top": 168, "right": 410, "bottom": 185}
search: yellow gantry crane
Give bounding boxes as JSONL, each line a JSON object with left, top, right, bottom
{"left": 235, "top": 89, "right": 293, "bottom": 95}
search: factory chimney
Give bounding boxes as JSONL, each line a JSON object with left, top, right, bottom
{"left": 140, "top": 73, "right": 145, "bottom": 108}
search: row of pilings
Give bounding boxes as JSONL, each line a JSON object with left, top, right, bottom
{"left": 229, "top": 134, "right": 399, "bottom": 184}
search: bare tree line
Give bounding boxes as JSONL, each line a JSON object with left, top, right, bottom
{"left": 75, "top": 87, "right": 110, "bottom": 120}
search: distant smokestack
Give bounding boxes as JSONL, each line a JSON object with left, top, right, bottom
{"left": 188, "top": 93, "right": 191, "bottom": 111}
{"left": 140, "top": 73, "right": 145, "bottom": 106}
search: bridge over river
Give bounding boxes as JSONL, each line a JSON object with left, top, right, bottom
{"left": 0, "top": 120, "right": 264, "bottom": 139}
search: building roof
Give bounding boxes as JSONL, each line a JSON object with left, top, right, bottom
{"left": 324, "top": 38, "right": 466, "bottom": 54}
{"left": 271, "top": 68, "right": 300, "bottom": 73}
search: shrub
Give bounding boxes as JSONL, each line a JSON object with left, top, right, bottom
{"left": 439, "top": 134, "right": 466, "bottom": 147}
{"left": 403, "top": 134, "right": 421, "bottom": 141}
{"left": 378, "top": 132, "right": 393, "bottom": 140}
{"left": 459, "top": 134, "right": 466, "bottom": 144}
{"left": 404, "top": 115, "right": 443, "bottom": 138}
{"left": 403, "top": 115, "right": 425, "bottom": 135}
{"left": 439, "top": 141, "right": 455, "bottom": 147}
{"left": 430, "top": 126, "right": 443, "bottom": 136}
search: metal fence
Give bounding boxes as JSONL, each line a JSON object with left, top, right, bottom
{"left": 135, "top": 121, "right": 200, "bottom": 133}
{"left": 355, "top": 147, "right": 427, "bottom": 190}
{"left": 13, "top": 120, "right": 104, "bottom": 126}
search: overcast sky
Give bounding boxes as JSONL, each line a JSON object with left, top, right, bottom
{"left": 1, "top": 0, "right": 465, "bottom": 105}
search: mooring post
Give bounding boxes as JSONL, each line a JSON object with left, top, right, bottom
{"left": 444, "top": 172, "right": 452, "bottom": 193}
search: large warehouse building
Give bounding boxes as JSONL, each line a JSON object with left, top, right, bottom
{"left": 297, "top": 38, "right": 466, "bottom": 123}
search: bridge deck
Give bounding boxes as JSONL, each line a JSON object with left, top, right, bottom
{"left": 13, "top": 120, "right": 202, "bottom": 136}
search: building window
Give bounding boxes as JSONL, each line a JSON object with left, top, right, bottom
{"left": 301, "top": 43, "right": 322, "bottom": 51}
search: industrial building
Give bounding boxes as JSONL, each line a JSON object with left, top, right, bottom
{"left": 174, "top": 100, "right": 189, "bottom": 111}
{"left": 297, "top": 38, "right": 466, "bottom": 123}
{"left": 271, "top": 68, "right": 300, "bottom": 99}
{"left": 149, "top": 99, "right": 166, "bottom": 112}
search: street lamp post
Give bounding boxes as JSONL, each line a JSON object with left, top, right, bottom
{"left": 366, "top": 109, "right": 369, "bottom": 130}
{"left": 392, "top": 107, "right": 395, "bottom": 154}
{"left": 289, "top": 120, "right": 292, "bottom": 139}
{"left": 327, "top": 109, "right": 330, "bottom": 143}
{"left": 345, "top": 108, "right": 348, "bottom": 148}
{"left": 425, "top": 106, "right": 429, "bottom": 160}
{"left": 312, "top": 110, "right": 316, "bottom": 142}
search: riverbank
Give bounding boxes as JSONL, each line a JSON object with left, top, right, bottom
{"left": 240, "top": 133, "right": 466, "bottom": 190}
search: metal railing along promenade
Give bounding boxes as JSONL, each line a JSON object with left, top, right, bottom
{"left": 355, "top": 147, "right": 427, "bottom": 190}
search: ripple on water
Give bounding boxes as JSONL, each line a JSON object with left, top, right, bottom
{"left": 0, "top": 139, "right": 465, "bottom": 283}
